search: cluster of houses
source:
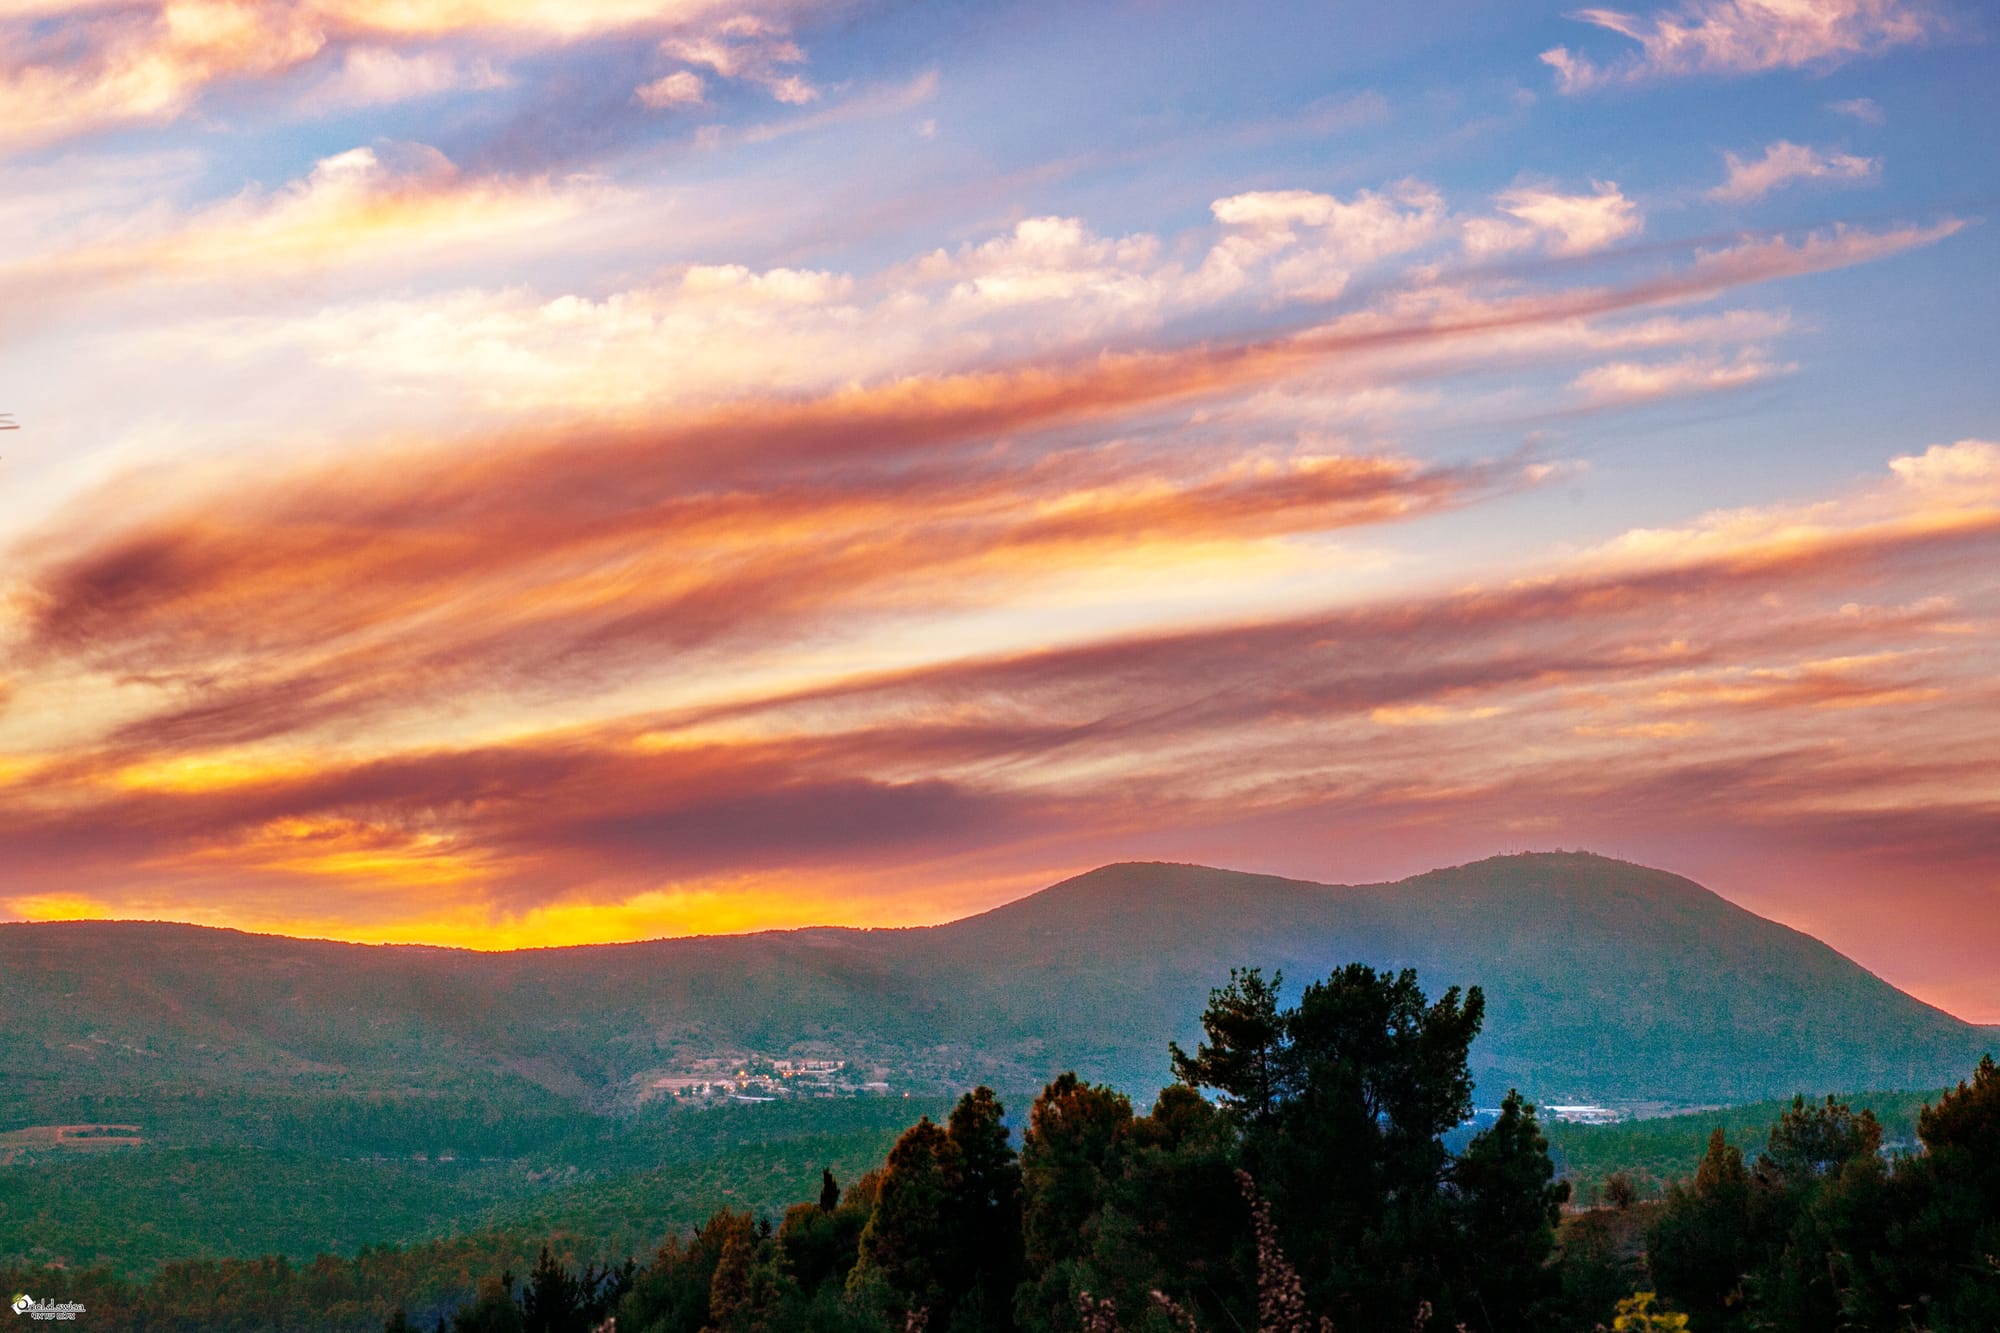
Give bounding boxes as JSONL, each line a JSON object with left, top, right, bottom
{"left": 643, "top": 1055, "right": 900, "bottom": 1104}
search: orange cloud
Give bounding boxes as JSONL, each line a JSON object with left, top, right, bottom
{"left": 0, "top": 1, "right": 326, "bottom": 147}
{"left": 0, "top": 0, "right": 831, "bottom": 146}
{"left": 3, "top": 142, "right": 596, "bottom": 298}
{"left": 8, "top": 423, "right": 1523, "bottom": 758}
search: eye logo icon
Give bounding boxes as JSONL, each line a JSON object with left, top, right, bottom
{"left": 9, "top": 1294, "right": 83, "bottom": 1320}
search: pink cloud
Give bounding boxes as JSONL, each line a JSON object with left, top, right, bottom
{"left": 637, "top": 68, "right": 706, "bottom": 108}
{"left": 1710, "top": 140, "right": 1880, "bottom": 201}
{"left": 1462, "top": 182, "right": 1642, "bottom": 258}
{"left": 1543, "top": 0, "right": 1940, "bottom": 93}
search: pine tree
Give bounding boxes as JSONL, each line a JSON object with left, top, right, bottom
{"left": 708, "top": 1233, "right": 755, "bottom": 1332}
{"left": 944, "top": 1088, "right": 1024, "bottom": 1333}
{"left": 1015, "top": 1074, "right": 1134, "bottom": 1333}
{"left": 521, "top": 1247, "right": 584, "bottom": 1333}
{"left": 1453, "top": 1090, "right": 1570, "bottom": 1331}
{"left": 1172, "top": 964, "right": 1490, "bottom": 1328}
{"left": 1169, "top": 969, "right": 1285, "bottom": 1125}
{"left": 849, "top": 1119, "right": 962, "bottom": 1322}
{"left": 1648, "top": 1127, "right": 1751, "bottom": 1330}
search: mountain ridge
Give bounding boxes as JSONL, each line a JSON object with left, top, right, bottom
{"left": 3, "top": 852, "right": 1989, "bottom": 1108}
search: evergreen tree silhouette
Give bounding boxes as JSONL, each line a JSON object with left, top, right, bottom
{"left": 821, "top": 1168, "right": 841, "bottom": 1213}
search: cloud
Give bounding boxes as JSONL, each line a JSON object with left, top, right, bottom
{"left": 926, "top": 216, "right": 1168, "bottom": 315}
{"left": 104, "top": 204, "right": 1944, "bottom": 467}
{"left": 635, "top": 444, "right": 2000, "bottom": 829}
{"left": 312, "top": 0, "right": 781, "bottom": 40}
{"left": 1710, "top": 139, "right": 1880, "bottom": 201}
{"left": 160, "top": 171, "right": 1902, "bottom": 427}
{"left": 1574, "top": 438, "right": 2000, "bottom": 572}
{"left": 0, "top": 727, "right": 1060, "bottom": 928}
{"left": 1888, "top": 439, "right": 2000, "bottom": 493}
{"left": 1543, "top": 0, "right": 1940, "bottom": 93}
{"left": 0, "top": 0, "right": 834, "bottom": 145}
{"left": 1571, "top": 349, "right": 1795, "bottom": 403}
{"left": 0, "top": 1, "right": 328, "bottom": 147}
{"left": 7, "top": 423, "right": 1529, "bottom": 757}
{"left": 656, "top": 14, "right": 817, "bottom": 104}
{"left": 296, "top": 46, "right": 511, "bottom": 111}
{"left": 1462, "top": 181, "right": 1642, "bottom": 257}
{"left": 1208, "top": 181, "right": 1446, "bottom": 264}
{"left": 691, "top": 66, "right": 939, "bottom": 149}
{"left": 33, "top": 196, "right": 1947, "bottom": 516}
{"left": 636, "top": 69, "right": 705, "bottom": 108}
{"left": 1687, "top": 217, "right": 1963, "bottom": 288}
{"left": 43, "top": 179, "right": 1944, "bottom": 755}
{"left": 0, "top": 142, "right": 601, "bottom": 303}
{"left": 1827, "top": 95, "right": 1885, "bottom": 122}
{"left": 1206, "top": 179, "right": 1446, "bottom": 299}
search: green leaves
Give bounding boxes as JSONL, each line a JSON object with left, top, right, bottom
{"left": 1168, "top": 969, "right": 1284, "bottom": 1125}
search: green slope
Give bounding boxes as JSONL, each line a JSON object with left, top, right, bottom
{"left": 0, "top": 1096, "right": 949, "bottom": 1275}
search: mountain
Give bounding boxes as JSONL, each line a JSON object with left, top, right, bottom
{"left": 2, "top": 853, "right": 1990, "bottom": 1108}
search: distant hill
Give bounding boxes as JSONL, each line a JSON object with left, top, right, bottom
{"left": 2, "top": 853, "right": 1990, "bottom": 1108}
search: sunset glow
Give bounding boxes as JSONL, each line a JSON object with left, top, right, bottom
{"left": 3, "top": 0, "right": 1996, "bottom": 1019}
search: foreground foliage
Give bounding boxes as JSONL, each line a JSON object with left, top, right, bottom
{"left": 1647, "top": 1055, "right": 2000, "bottom": 1332}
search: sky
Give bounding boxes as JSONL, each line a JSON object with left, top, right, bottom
{"left": 1, "top": 0, "right": 1997, "bottom": 1021}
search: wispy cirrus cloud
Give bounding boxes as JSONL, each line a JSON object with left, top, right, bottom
{"left": 1543, "top": 0, "right": 1941, "bottom": 93}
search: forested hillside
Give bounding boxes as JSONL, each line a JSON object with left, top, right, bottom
{"left": 2, "top": 853, "right": 1987, "bottom": 1108}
